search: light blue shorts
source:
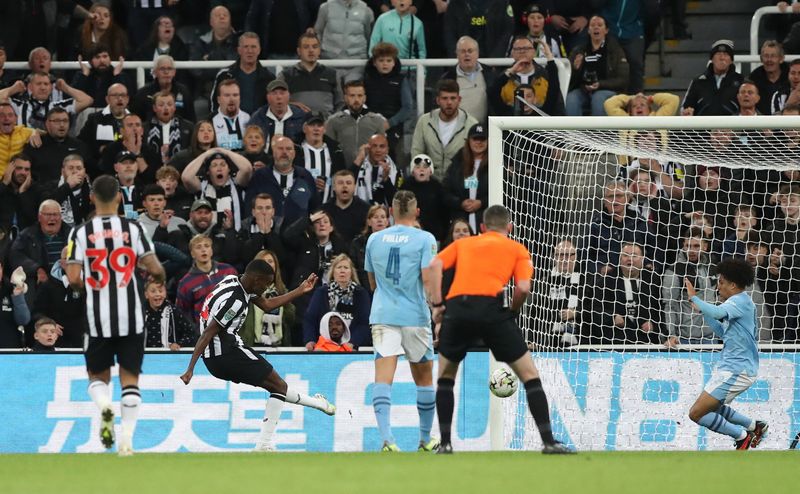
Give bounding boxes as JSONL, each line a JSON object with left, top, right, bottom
{"left": 704, "top": 370, "right": 756, "bottom": 404}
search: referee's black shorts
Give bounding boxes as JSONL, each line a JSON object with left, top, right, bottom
{"left": 438, "top": 295, "right": 529, "bottom": 364}
{"left": 85, "top": 333, "right": 145, "bottom": 375}
{"left": 203, "top": 346, "right": 274, "bottom": 388}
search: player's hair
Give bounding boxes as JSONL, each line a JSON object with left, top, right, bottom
{"left": 716, "top": 258, "right": 755, "bottom": 289}
{"left": 34, "top": 317, "right": 57, "bottom": 333}
{"left": 371, "top": 42, "right": 398, "bottom": 60}
{"left": 255, "top": 250, "right": 287, "bottom": 292}
{"left": 245, "top": 258, "right": 275, "bottom": 279}
{"left": 482, "top": 205, "right": 511, "bottom": 231}
{"left": 361, "top": 204, "right": 389, "bottom": 235}
{"left": 392, "top": 190, "right": 417, "bottom": 219}
{"left": 142, "top": 184, "right": 166, "bottom": 200}
{"left": 437, "top": 79, "right": 460, "bottom": 95}
{"left": 189, "top": 234, "right": 212, "bottom": 251}
{"left": 62, "top": 153, "right": 84, "bottom": 167}
{"left": 327, "top": 254, "right": 359, "bottom": 285}
{"left": 91, "top": 175, "right": 120, "bottom": 204}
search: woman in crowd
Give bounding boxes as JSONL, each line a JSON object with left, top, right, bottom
{"left": 135, "top": 15, "right": 189, "bottom": 64}
{"left": 76, "top": 2, "right": 129, "bottom": 59}
{"left": 349, "top": 204, "right": 389, "bottom": 290}
{"left": 240, "top": 250, "right": 296, "bottom": 347}
{"left": 169, "top": 120, "right": 217, "bottom": 173}
{"left": 443, "top": 124, "right": 489, "bottom": 234}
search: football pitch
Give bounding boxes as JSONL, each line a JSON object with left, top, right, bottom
{"left": 1, "top": 451, "right": 796, "bottom": 494}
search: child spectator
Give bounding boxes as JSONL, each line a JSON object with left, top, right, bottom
{"left": 156, "top": 165, "right": 194, "bottom": 220}
{"left": 369, "top": 0, "right": 427, "bottom": 63}
{"left": 31, "top": 317, "right": 58, "bottom": 352}
{"left": 144, "top": 279, "right": 196, "bottom": 350}
{"left": 313, "top": 311, "right": 353, "bottom": 352}
{"left": 400, "top": 153, "right": 449, "bottom": 242}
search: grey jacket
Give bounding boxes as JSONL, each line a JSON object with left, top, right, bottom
{"left": 662, "top": 251, "right": 716, "bottom": 340}
{"left": 410, "top": 108, "right": 478, "bottom": 182}
{"left": 315, "top": 0, "right": 374, "bottom": 60}
{"left": 325, "top": 109, "right": 387, "bottom": 165}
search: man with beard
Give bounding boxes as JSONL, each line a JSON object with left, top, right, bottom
{"left": 212, "top": 79, "right": 250, "bottom": 152}
{"left": 144, "top": 91, "right": 192, "bottom": 165}
{"left": 167, "top": 199, "right": 239, "bottom": 266}
{"left": 71, "top": 44, "right": 131, "bottom": 110}
{"left": 25, "top": 107, "right": 93, "bottom": 183}
{"left": 0, "top": 154, "right": 41, "bottom": 233}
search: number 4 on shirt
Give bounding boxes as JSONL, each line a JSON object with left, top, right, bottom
{"left": 385, "top": 246, "right": 401, "bottom": 285}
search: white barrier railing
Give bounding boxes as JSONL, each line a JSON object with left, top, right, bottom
{"left": 751, "top": 6, "right": 787, "bottom": 56}
{"left": 5, "top": 58, "right": 572, "bottom": 118}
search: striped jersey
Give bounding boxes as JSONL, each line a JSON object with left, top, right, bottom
{"left": 67, "top": 215, "right": 155, "bottom": 338}
{"left": 10, "top": 95, "right": 75, "bottom": 131}
{"left": 199, "top": 275, "right": 253, "bottom": 358}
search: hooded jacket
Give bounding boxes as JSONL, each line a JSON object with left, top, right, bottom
{"left": 313, "top": 311, "right": 353, "bottom": 352}
{"left": 316, "top": 0, "right": 374, "bottom": 60}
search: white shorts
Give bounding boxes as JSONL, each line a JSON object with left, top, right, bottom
{"left": 704, "top": 370, "right": 757, "bottom": 404}
{"left": 371, "top": 324, "right": 433, "bottom": 363}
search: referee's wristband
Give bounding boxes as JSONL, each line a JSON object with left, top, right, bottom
{"left": 431, "top": 301, "right": 445, "bottom": 308}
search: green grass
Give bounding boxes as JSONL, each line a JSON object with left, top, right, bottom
{"left": 0, "top": 451, "right": 796, "bottom": 494}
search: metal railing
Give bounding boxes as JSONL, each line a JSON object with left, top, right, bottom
{"left": 5, "top": 58, "right": 573, "bottom": 118}
{"left": 751, "top": 6, "right": 792, "bottom": 55}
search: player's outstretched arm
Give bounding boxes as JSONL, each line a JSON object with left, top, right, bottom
{"left": 139, "top": 252, "right": 166, "bottom": 284}
{"left": 254, "top": 273, "right": 318, "bottom": 313}
{"left": 180, "top": 318, "right": 223, "bottom": 385}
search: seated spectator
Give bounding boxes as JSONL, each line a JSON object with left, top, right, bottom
{"left": 74, "top": 3, "right": 129, "bottom": 60}
{"left": 354, "top": 133, "right": 401, "bottom": 209}
{"left": 313, "top": 312, "right": 353, "bottom": 352}
{"left": 134, "top": 15, "right": 189, "bottom": 65}
{"left": 71, "top": 44, "right": 131, "bottom": 112}
{"left": 144, "top": 279, "right": 196, "bottom": 350}
{"left": 303, "top": 253, "right": 370, "bottom": 350}
{"left": 541, "top": 2, "right": 591, "bottom": 53}
{"left": 531, "top": 239, "right": 584, "bottom": 349}
{"left": 326, "top": 80, "right": 387, "bottom": 166}
{"left": 441, "top": 36, "right": 495, "bottom": 124}
{"left": 349, "top": 204, "right": 389, "bottom": 289}
{"left": 79, "top": 83, "right": 130, "bottom": 162}
{"left": 604, "top": 92, "right": 680, "bottom": 117}
{"left": 510, "top": 3, "right": 566, "bottom": 58}
{"left": 0, "top": 74, "right": 93, "bottom": 132}
{"left": 26, "top": 107, "right": 93, "bottom": 184}
{"left": 210, "top": 32, "right": 275, "bottom": 115}
{"left": 145, "top": 91, "right": 193, "bottom": 165}
{"left": 181, "top": 147, "right": 254, "bottom": 232}
{"left": 323, "top": 170, "right": 370, "bottom": 244}
{"left": 741, "top": 231, "right": 774, "bottom": 341}
{"left": 683, "top": 165, "right": 732, "bottom": 241}
{"left": 626, "top": 168, "right": 681, "bottom": 268}
{"left": 443, "top": 0, "right": 513, "bottom": 58}
{"left": 315, "top": 0, "right": 375, "bottom": 84}
{"left": 176, "top": 234, "right": 238, "bottom": 330}
{"left": 250, "top": 80, "right": 310, "bottom": 146}
{"left": 0, "top": 154, "right": 40, "bottom": 233}
{"left": 490, "top": 35, "right": 564, "bottom": 117}
{"left": 156, "top": 165, "right": 194, "bottom": 220}
{"left": 113, "top": 151, "right": 146, "bottom": 219}
{"left": 41, "top": 154, "right": 92, "bottom": 229}
{"left": 565, "top": 16, "right": 629, "bottom": 116}
{"left": 99, "top": 114, "right": 160, "bottom": 185}
{"left": 238, "top": 193, "right": 288, "bottom": 273}
{"left": 190, "top": 6, "right": 239, "bottom": 98}
{"left": 241, "top": 125, "right": 270, "bottom": 171}
{"left": 169, "top": 120, "right": 217, "bottom": 173}
{"left": 720, "top": 205, "right": 759, "bottom": 260}
{"left": 244, "top": 0, "right": 318, "bottom": 59}
{"left": 0, "top": 261, "right": 31, "bottom": 348}
{"left": 30, "top": 317, "right": 58, "bottom": 352}
{"left": 364, "top": 43, "right": 413, "bottom": 162}
{"left": 167, "top": 199, "right": 239, "bottom": 266}
{"left": 277, "top": 33, "right": 343, "bottom": 117}
{"left": 0, "top": 103, "right": 35, "bottom": 178}
{"left": 298, "top": 113, "right": 346, "bottom": 204}
{"left": 771, "top": 59, "right": 800, "bottom": 114}
{"left": 369, "top": 0, "right": 427, "bottom": 63}
{"left": 212, "top": 79, "right": 250, "bottom": 151}
{"left": 662, "top": 228, "right": 718, "bottom": 347}
{"left": 443, "top": 124, "right": 488, "bottom": 234}
{"left": 240, "top": 249, "right": 295, "bottom": 347}
{"left": 31, "top": 246, "right": 84, "bottom": 348}
{"left": 132, "top": 55, "right": 196, "bottom": 123}
{"left": 681, "top": 40, "right": 743, "bottom": 116}
{"left": 750, "top": 40, "right": 788, "bottom": 116}
{"left": 8, "top": 199, "right": 69, "bottom": 293}
{"left": 400, "top": 153, "right": 449, "bottom": 242}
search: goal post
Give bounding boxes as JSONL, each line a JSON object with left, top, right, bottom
{"left": 486, "top": 115, "right": 800, "bottom": 451}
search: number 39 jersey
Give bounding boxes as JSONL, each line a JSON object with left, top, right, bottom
{"left": 67, "top": 215, "right": 155, "bottom": 338}
{"left": 365, "top": 224, "right": 437, "bottom": 327}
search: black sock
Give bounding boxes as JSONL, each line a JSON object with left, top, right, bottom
{"left": 524, "top": 378, "right": 555, "bottom": 445}
{"left": 436, "top": 378, "right": 455, "bottom": 445}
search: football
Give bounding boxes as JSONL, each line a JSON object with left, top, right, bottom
{"left": 488, "top": 367, "right": 518, "bottom": 398}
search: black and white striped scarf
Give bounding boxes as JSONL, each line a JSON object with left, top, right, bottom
{"left": 328, "top": 281, "right": 356, "bottom": 322}
{"left": 199, "top": 178, "right": 243, "bottom": 231}
{"left": 146, "top": 117, "right": 184, "bottom": 159}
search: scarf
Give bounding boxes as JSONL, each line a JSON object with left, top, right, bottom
{"left": 159, "top": 303, "right": 175, "bottom": 348}
{"left": 327, "top": 281, "right": 356, "bottom": 321}
{"left": 256, "top": 285, "right": 283, "bottom": 345}
{"left": 146, "top": 117, "right": 184, "bottom": 159}
{"left": 199, "top": 178, "right": 242, "bottom": 231}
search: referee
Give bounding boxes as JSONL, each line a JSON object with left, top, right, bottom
{"left": 426, "top": 205, "right": 574, "bottom": 454}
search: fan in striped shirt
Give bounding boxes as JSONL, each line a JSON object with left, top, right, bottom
{"left": 180, "top": 261, "right": 337, "bottom": 451}
{"left": 66, "top": 175, "right": 166, "bottom": 457}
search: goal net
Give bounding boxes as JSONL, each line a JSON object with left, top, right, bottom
{"left": 488, "top": 115, "right": 800, "bottom": 451}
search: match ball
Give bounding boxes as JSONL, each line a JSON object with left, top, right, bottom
{"left": 489, "top": 367, "right": 518, "bottom": 398}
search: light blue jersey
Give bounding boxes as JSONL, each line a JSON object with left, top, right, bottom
{"left": 691, "top": 292, "right": 759, "bottom": 375}
{"left": 365, "top": 225, "right": 437, "bottom": 327}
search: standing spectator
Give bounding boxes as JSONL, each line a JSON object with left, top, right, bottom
{"left": 99, "top": 114, "right": 160, "bottom": 184}
{"left": 71, "top": 44, "right": 131, "bottom": 111}
{"left": 720, "top": 205, "right": 759, "bottom": 261}
{"left": 411, "top": 80, "right": 478, "bottom": 182}
{"left": 250, "top": 80, "right": 310, "bottom": 146}
{"left": 41, "top": 154, "right": 92, "bottom": 230}
{"left": 0, "top": 74, "right": 93, "bottom": 132}
{"left": 511, "top": 3, "right": 566, "bottom": 58}
{"left": 441, "top": 36, "right": 496, "bottom": 124}
{"left": 277, "top": 33, "right": 343, "bottom": 117}
{"left": 540, "top": 1, "right": 591, "bottom": 53}
{"left": 750, "top": 40, "right": 788, "bottom": 116}
{"left": 299, "top": 113, "right": 347, "bottom": 204}
{"left": 354, "top": 133, "right": 401, "bottom": 209}
{"left": 127, "top": 1, "right": 181, "bottom": 47}
{"left": 191, "top": 5, "right": 240, "bottom": 99}
{"left": 323, "top": 169, "right": 370, "bottom": 244}
{"left": 0, "top": 154, "right": 41, "bottom": 233}
{"left": 132, "top": 55, "right": 196, "bottom": 123}
{"left": 0, "top": 104, "right": 35, "bottom": 178}
{"left": 565, "top": 16, "right": 629, "bottom": 116}
{"left": 244, "top": 0, "right": 319, "bottom": 59}
{"left": 349, "top": 204, "right": 389, "bottom": 289}
{"left": 369, "top": 0, "right": 427, "bottom": 62}
{"left": 32, "top": 246, "right": 85, "bottom": 348}
{"left": 75, "top": 3, "right": 129, "bottom": 60}
{"left": 241, "top": 125, "right": 271, "bottom": 171}
{"left": 144, "top": 279, "right": 196, "bottom": 350}
{"left": 400, "top": 153, "right": 449, "bottom": 241}
{"left": 145, "top": 91, "right": 193, "bottom": 165}
{"left": 682, "top": 40, "right": 744, "bottom": 116}
{"left": 443, "top": 124, "right": 488, "bottom": 233}
{"left": 326, "top": 80, "right": 387, "bottom": 166}
{"left": 599, "top": 0, "right": 645, "bottom": 93}
{"left": 770, "top": 59, "right": 800, "bottom": 115}
{"left": 8, "top": 199, "right": 69, "bottom": 292}
{"left": 167, "top": 198, "right": 240, "bottom": 265}
{"left": 157, "top": 165, "right": 195, "bottom": 220}
{"left": 212, "top": 79, "right": 250, "bottom": 151}
{"left": 0, "top": 260, "right": 31, "bottom": 348}
{"left": 169, "top": 120, "right": 217, "bottom": 173}
{"left": 79, "top": 83, "right": 130, "bottom": 162}
{"left": 316, "top": 0, "right": 375, "bottom": 84}
{"left": 239, "top": 249, "right": 296, "bottom": 347}
{"left": 443, "top": 0, "right": 514, "bottom": 58}
{"left": 133, "top": 15, "right": 189, "bottom": 64}
{"left": 238, "top": 194, "right": 288, "bottom": 271}
{"left": 26, "top": 107, "right": 93, "bottom": 184}
{"left": 113, "top": 151, "right": 146, "bottom": 219}
{"left": 210, "top": 32, "right": 275, "bottom": 115}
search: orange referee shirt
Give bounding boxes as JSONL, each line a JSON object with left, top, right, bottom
{"left": 436, "top": 231, "right": 534, "bottom": 299}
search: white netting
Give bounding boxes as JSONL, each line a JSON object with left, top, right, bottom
{"left": 497, "top": 122, "right": 800, "bottom": 451}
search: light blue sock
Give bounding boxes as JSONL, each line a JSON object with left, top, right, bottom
{"left": 417, "top": 386, "right": 436, "bottom": 443}
{"left": 372, "top": 383, "right": 394, "bottom": 444}
{"left": 698, "top": 412, "right": 745, "bottom": 439}
{"left": 719, "top": 405, "right": 755, "bottom": 430}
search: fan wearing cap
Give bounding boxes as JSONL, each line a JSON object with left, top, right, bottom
{"left": 443, "top": 124, "right": 488, "bottom": 234}
{"left": 400, "top": 153, "right": 449, "bottom": 241}
{"left": 144, "top": 91, "right": 193, "bottom": 165}
{"left": 181, "top": 147, "right": 253, "bottom": 233}
{"left": 681, "top": 39, "right": 744, "bottom": 116}
{"left": 250, "top": 79, "right": 310, "bottom": 148}
{"left": 299, "top": 111, "right": 346, "bottom": 205}
{"left": 114, "top": 150, "right": 145, "bottom": 219}
{"left": 167, "top": 197, "right": 240, "bottom": 267}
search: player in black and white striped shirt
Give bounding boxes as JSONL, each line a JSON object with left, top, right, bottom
{"left": 66, "top": 175, "right": 166, "bottom": 456}
{"left": 180, "top": 260, "right": 336, "bottom": 451}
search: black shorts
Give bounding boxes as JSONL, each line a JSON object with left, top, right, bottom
{"left": 85, "top": 333, "right": 145, "bottom": 375}
{"left": 438, "top": 296, "right": 529, "bottom": 364}
{"left": 203, "top": 346, "right": 274, "bottom": 387}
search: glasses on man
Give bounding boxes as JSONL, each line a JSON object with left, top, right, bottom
{"left": 413, "top": 157, "right": 432, "bottom": 167}
{"left": 511, "top": 46, "right": 534, "bottom": 53}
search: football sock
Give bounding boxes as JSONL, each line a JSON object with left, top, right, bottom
{"left": 120, "top": 385, "right": 141, "bottom": 437}
{"left": 88, "top": 380, "right": 111, "bottom": 411}
{"left": 698, "top": 412, "right": 745, "bottom": 439}
{"left": 719, "top": 405, "right": 755, "bottom": 431}
{"left": 436, "top": 378, "right": 455, "bottom": 445}
{"left": 372, "top": 383, "right": 394, "bottom": 444}
{"left": 285, "top": 388, "right": 327, "bottom": 411}
{"left": 524, "top": 378, "right": 556, "bottom": 445}
{"left": 258, "top": 393, "right": 286, "bottom": 448}
{"left": 416, "top": 385, "right": 436, "bottom": 443}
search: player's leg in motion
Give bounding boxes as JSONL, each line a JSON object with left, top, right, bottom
{"left": 256, "top": 369, "right": 335, "bottom": 451}
{"left": 373, "top": 355, "right": 400, "bottom": 451}
{"left": 117, "top": 367, "right": 142, "bottom": 457}
{"left": 87, "top": 372, "right": 114, "bottom": 450}
{"left": 409, "top": 360, "right": 437, "bottom": 452}
{"left": 689, "top": 391, "right": 764, "bottom": 449}
{"left": 435, "top": 355, "right": 459, "bottom": 454}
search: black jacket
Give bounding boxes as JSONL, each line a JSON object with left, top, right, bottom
{"left": 400, "top": 176, "right": 449, "bottom": 242}
{"left": 32, "top": 274, "right": 86, "bottom": 348}
{"left": 586, "top": 270, "right": 664, "bottom": 345}
{"left": 210, "top": 60, "right": 276, "bottom": 114}
{"left": 78, "top": 108, "right": 126, "bottom": 164}
{"left": 132, "top": 80, "right": 196, "bottom": 122}
{"left": 443, "top": 0, "right": 514, "bottom": 58}
{"left": 682, "top": 64, "right": 744, "bottom": 116}
{"left": 0, "top": 181, "right": 42, "bottom": 233}
{"left": 322, "top": 197, "right": 370, "bottom": 245}
{"left": 442, "top": 152, "right": 489, "bottom": 225}
{"left": 41, "top": 178, "right": 93, "bottom": 228}
{"left": 25, "top": 135, "right": 94, "bottom": 184}
{"left": 8, "top": 224, "right": 69, "bottom": 279}
{"left": 244, "top": 0, "right": 318, "bottom": 56}
{"left": 236, "top": 216, "right": 289, "bottom": 273}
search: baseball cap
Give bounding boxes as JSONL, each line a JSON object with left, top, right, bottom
{"left": 710, "top": 39, "right": 734, "bottom": 60}
{"left": 190, "top": 199, "right": 213, "bottom": 212}
{"left": 524, "top": 3, "right": 546, "bottom": 16}
{"left": 115, "top": 150, "right": 138, "bottom": 163}
{"left": 468, "top": 123, "right": 487, "bottom": 139}
{"left": 267, "top": 79, "right": 289, "bottom": 92}
{"left": 306, "top": 111, "right": 325, "bottom": 125}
